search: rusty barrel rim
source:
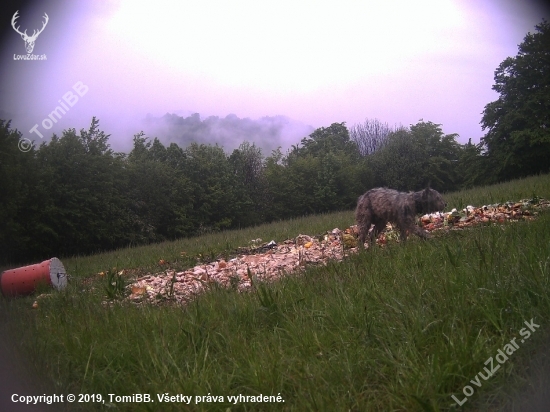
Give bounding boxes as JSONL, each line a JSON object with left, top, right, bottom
{"left": 48, "top": 257, "right": 67, "bottom": 290}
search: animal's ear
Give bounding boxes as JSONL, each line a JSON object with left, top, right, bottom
{"left": 421, "top": 187, "right": 428, "bottom": 199}
{"left": 426, "top": 180, "right": 431, "bottom": 189}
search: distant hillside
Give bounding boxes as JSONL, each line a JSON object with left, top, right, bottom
{"left": 141, "top": 112, "right": 315, "bottom": 154}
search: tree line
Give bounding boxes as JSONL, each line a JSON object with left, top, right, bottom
{"left": 0, "top": 116, "right": 535, "bottom": 264}
{"left": 1, "top": 20, "right": 548, "bottom": 264}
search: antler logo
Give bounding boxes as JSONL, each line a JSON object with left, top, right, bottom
{"left": 11, "top": 10, "right": 49, "bottom": 54}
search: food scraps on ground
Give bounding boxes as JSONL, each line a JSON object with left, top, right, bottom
{"left": 120, "top": 198, "right": 549, "bottom": 306}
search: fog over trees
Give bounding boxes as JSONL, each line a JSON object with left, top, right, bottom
{"left": 141, "top": 112, "right": 314, "bottom": 155}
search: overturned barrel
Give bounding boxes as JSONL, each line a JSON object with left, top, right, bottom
{"left": 0, "top": 258, "right": 67, "bottom": 297}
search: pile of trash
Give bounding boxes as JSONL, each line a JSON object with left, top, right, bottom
{"left": 126, "top": 229, "right": 353, "bottom": 305}
{"left": 123, "top": 198, "right": 549, "bottom": 305}
{"left": 420, "top": 197, "right": 549, "bottom": 231}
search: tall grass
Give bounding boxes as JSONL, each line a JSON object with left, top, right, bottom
{"left": 1, "top": 174, "right": 550, "bottom": 411}
{"left": 60, "top": 210, "right": 355, "bottom": 279}
{"left": 443, "top": 173, "right": 550, "bottom": 210}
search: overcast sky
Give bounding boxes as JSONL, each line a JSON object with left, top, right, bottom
{"left": 1, "top": 0, "right": 549, "bottom": 152}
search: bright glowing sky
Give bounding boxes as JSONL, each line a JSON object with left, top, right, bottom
{"left": 1, "top": 0, "right": 549, "bottom": 152}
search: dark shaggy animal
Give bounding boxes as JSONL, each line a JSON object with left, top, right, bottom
{"left": 355, "top": 187, "right": 446, "bottom": 246}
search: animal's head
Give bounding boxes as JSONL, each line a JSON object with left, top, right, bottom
{"left": 12, "top": 10, "right": 49, "bottom": 54}
{"left": 421, "top": 187, "right": 447, "bottom": 213}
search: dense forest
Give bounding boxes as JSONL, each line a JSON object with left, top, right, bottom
{"left": 1, "top": 20, "right": 548, "bottom": 264}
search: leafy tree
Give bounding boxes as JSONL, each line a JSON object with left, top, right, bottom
{"left": 228, "top": 141, "right": 266, "bottom": 226}
{"left": 368, "top": 121, "right": 461, "bottom": 192}
{"left": 285, "top": 155, "right": 321, "bottom": 215}
{"left": 165, "top": 142, "right": 186, "bottom": 170}
{"left": 126, "top": 133, "right": 194, "bottom": 241}
{"left": 268, "top": 123, "right": 371, "bottom": 216}
{"left": 310, "top": 151, "right": 373, "bottom": 212}
{"left": 182, "top": 143, "right": 238, "bottom": 232}
{"left": 481, "top": 19, "right": 550, "bottom": 179}
{"left": 35, "top": 118, "right": 134, "bottom": 256}
{"left": 79, "top": 117, "right": 112, "bottom": 155}
{"left": 455, "top": 139, "right": 492, "bottom": 189}
{"left": 313, "top": 152, "right": 340, "bottom": 212}
{"left": 263, "top": 147, "right": 296, "bottom": 220}
{"left": 287, "top": 122, "right": 360, "bottom": 162}
{"left": 368, "top": 128, "right": 424, "bottom": 191}
{"left": 0, "top": 120, "right": 49, "bottom": 263}
{"left": 409, "top": 121, "right": 460, "bottom": 191}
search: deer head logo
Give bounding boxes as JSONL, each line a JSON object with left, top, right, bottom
{"left": 11, "top": 10, "right": 49, "bottom": 54}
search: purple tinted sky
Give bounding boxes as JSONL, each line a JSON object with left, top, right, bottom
{"left": 1, "top": 0, "right": 549, "bottom": 152}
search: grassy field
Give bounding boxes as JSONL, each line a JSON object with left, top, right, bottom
{"left": 1, "top": 173, "right": 550, "bottom": 411}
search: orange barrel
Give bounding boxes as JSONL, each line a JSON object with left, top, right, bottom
{"left": 0, "top": 258, "right": 67, "bottom": 297}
